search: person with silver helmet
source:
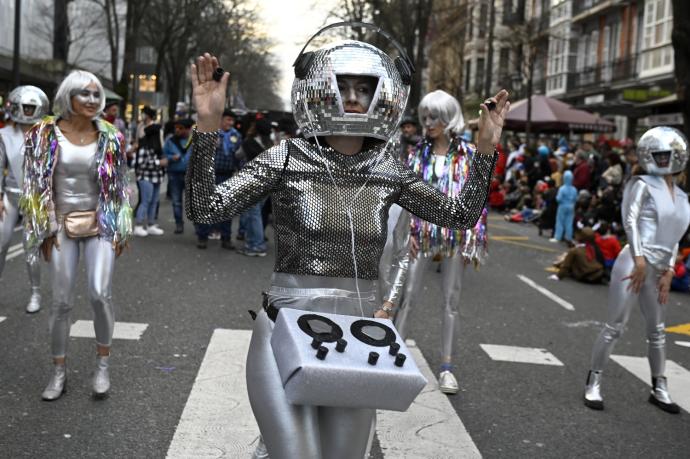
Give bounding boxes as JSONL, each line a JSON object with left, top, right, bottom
{"left": 186, "top": 22, "right": 509, "bottom": 458}
{"left": 584, "top": 126, "right": 690, "bottom": 414}
{"left": 0, "top": 85, "right": 49, "bottom": 313}
{"left": 21, "top": 70, "right": 132, "bottom": 401}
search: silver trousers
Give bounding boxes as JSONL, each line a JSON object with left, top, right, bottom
{"left": 0, "top": 192, "right": 40, "bottom": 289}
{"left": 395, "top": 253, "right": 466, "bottom": 363}
{"left": 590, "top": 246, "right": 667, "bottom": 376}
{"left": 246, "top": 273, "right": 377, "bottom": 459}
{"left": 49, "top": 229, "right": 116, "bottom": 358}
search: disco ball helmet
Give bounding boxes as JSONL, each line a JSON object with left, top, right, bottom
{"left": 291, "top": 39, "right": 410, "bottom": 141}
{"left": 8, "top": 85, "right": 49, "bottom": 125}
{"left": 636, "top": 126, "right": 688, "bottom": 175}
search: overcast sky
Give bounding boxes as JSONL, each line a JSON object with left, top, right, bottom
{"left": 253, "top": 0, "right": 338, "bottom": 110}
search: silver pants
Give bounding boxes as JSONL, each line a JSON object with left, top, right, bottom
{"left": 395, "top": 253, "right": 466, "bottom": 362}
{"left": 0, "top": 192, "right": 41, "bottom": 289}
{"left": 246, "top": 273, "right": 377, "bottom": 459}
{"left": 590, "top": 246, "right": 667, "bottom": 376}
{"left": 49, "top": 229, "right": 116, "bottom": 358}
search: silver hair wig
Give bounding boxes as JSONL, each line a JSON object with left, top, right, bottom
{"left": 53, "top": 70, "right": 106, "bottom": 119}
{"left": 291, "top": 40, "right": 409, "bottom": 141}
{"left": 418, "top": 90, "right": 465, "bottom": 135}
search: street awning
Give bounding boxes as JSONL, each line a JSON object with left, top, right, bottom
{"left": 104, "top": 87, "right": 122, "bottom": 100}
{"left": 502, "top": 95, "right": 616, "bottom": 133}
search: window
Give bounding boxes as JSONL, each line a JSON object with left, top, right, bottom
{"left": 499, "top": 48, "right": 510, "bottom": 84}
{"left": 476, "top": 58, "right": 485, "bottom": 93}
{"left": 464, "top": 60, "right": 472, "bottom": 93}
{"left": 640, "top": 0, "right": 673, "bottom": 75}
{"left": 479, "top": 4, "right": 488, "bottom": 38}
{"left": 467, "top": 7, "right": 474, "bottom": 40}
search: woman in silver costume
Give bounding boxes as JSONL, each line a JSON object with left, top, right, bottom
{"left": 0, "top": 85, "right": 49, "bottom": 313}
{"left": 394, "top": 90, "right": 490, "bottom": 395}
{"left": 584, "top": 126, "right": 690, "bottom": 414}
{"left": 187, "top": 33, "right": 508, "bottom": 457}
{"left": 22, "top": 70, "right": 132, "bottom": 401}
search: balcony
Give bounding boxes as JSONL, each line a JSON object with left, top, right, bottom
{"left": 571, "top": 55, "right": 638, "bottom": 89}
{"left": 572, "top": 0, "right": 624, "bottom": 23}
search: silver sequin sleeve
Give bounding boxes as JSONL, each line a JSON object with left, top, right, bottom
{"left": 396, "top": 153, "right": 496, "bottom": 230}
{"left": 185, "top": 131, "right": 285, "bottom": 224}
{"left": 186, "top": 131, "right": 495, "bottom": 280}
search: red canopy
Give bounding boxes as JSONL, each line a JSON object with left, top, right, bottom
{"left": 504, "top": 95, "right": 615, "bottom": 133}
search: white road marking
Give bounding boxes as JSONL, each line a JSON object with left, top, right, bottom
{"left": 167, "top": 330, "right": 481, "bottom": 458}
{"left": 675, "top": 341, "right": 690, "bottom": 348}
{"left": 611, "top": 355, "right": 690, "bottom": 413}
{"left": 517, "top": 274, "right": 575, "bottom": 311}
{"left": 480, "top": 344, "right": 564, "bottom": 366}
{"left": 377, "top": 340, "right": 481, "bottom": 458}
{"left": 0, "top": 317, "right": 6, "bottom": 324}
{"left": 69, "top": 320, "right": 149, "bottom": 340}
{"left": 166, "top": 329, "right": 258, "bottom": 458}
{"left": 8, "top": 242, "right": 21, "bottom": 252}
{"left": 7, "top": 248, "right": 24, "bottom": 260}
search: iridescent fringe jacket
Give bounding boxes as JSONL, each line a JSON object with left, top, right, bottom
{"left": 407, "top": 137, "right": 489, "bottom": 264}
{"left": 20, "top": 116, "right": 132, "bottom": 261}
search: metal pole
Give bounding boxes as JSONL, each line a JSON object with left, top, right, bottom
{"left": 12, "top": 0, "right": 21, "bottom": 86}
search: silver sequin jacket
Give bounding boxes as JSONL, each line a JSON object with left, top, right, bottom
{"left": 186, "top": 132, "right": 495, "bottom": 280}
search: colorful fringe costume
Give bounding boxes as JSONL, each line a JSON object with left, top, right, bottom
{"left": 20, "top": 116, "right": 132, "bottom": 262}
{"left": 407, "top": 136, "right": 489, "bottom": 264}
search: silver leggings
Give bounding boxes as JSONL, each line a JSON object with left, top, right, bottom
{"left": 590, "top": 246, "right": 667, "bottom": 376}
{"left": 246, "top": 274, "right": 377, "bottom": 459}
{"left": 0, "top": 193, "right": 40, "bottom": 289}
{"left": 49, "top": 229, "right": 116, "bottom": 358}
{"left": 395, "top": 253, "right": 466, "bottom": 362}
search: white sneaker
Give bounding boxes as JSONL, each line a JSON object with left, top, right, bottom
{"left": 147, "top": 224, "right": 164, "bottom": 236}
{"left": 26, "top": 290, "right": 41, "bottom": 313}
{"left": 439, "top": 370, "right": 459, "bottom": 394}
{"left": 133, "top": 225, "right": 148, "bottom": 237}
{"left": 549, "top": 238, "right": 559, "bottom": 243}
{"left": 548, "top": 274, "right": 560, "bottom": 281}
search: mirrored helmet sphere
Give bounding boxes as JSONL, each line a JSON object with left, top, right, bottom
{"left": 636, "top": 126, "right": 688, "bottom": 175}
{"left": 291, "top": 40, "right": 409, "bottom": 141}
{"left": 8, "top": 85, "right": 50, "bottom": 125}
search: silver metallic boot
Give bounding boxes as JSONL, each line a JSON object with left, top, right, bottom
{"left": 25, "top": 288, "right": 41, "bottom": 314}
{"left": 92, "top": 355, "right": 110, "bottom": 399}
{"left": 41, "top": 364, "right": 66, "bottom": 401}
{"left": 439, "top": 370, "right": 459, "bottom": 395}
{"left": 648, "top": 376, "right": 680, "bottom": 414}
{"left": 251, "top": 436, "right": 270, "bottom": 459}
{"left": 583, "top": 370, "right": 604, "bottom": 410}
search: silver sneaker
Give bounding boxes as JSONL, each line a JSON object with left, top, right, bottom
{"left": 41, "top": 364, "right": 66, "bottom": 401}
{"left": 439, "top": 370, "right": 459, "bottom": 394}
{"left": 649, "top": 376, "right": 680, "bottom": 414}
{"left": 93, "top": 355, "right": 110, "bottom": 398}
{"left": 584, "top": 370, "right": 604, "bottom": 410}
{"left": 26, "top": 289, "right": 41, "bottom": 314}
{"left": 251, "top": 436, "right": 269, "bottom": 459}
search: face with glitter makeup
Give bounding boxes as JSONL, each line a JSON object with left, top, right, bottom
{"left": 70, "top": 83, "right": 101, "bottom": 118}
{"left": 421, "top": 110, "right": 447, "bottom": 140}
{"left": 337, "top": 75, "right": 377, "bottom": 114}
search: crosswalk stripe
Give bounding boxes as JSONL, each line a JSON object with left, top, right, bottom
{"left": 167, "top": 329, "right": 481, "bottom": 458}
{"left": 377, "top": 339, "right": 481, "bottom": 458}
{"left": 610, "top": 355, "right": 690, "bottom": 413}
{"left": 166, "top": 329, "right": 257, "bottom": 458}
{"left": 675, "top": 341, "right": 690, "bottom": 348}
{"left": 7, "top": 248, "right": 24, "bottom": 261}
{"left": 480, "top": 344, "right": 564, "bottom": 366}
{"left": 517, "top": 274, "right": 575, "bottom": 311}
{"left": 0, "top": 317, "right": 6, "bottom": 324}
{"left": 69, "top": 320, "right": 149, "bottom": 340}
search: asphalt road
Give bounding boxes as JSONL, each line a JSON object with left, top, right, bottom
{"left": 0, "top": 204, "right": 688, "bottom": 458}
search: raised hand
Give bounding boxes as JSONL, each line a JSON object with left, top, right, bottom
{"left": 191, "top": 53, "right": 230, "bottom": 132}
{"left": 477, "top": 89, "right": 510, "bottom": 154}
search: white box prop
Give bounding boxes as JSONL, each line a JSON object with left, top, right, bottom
{"left": 270, "top": 308, "right": 428, "bottom": 411}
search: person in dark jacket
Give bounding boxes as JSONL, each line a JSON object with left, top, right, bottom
{"left": 163, "top": 118, "right": 193, "bottom": 234}
{"left": 133, "top": 106, "right": 167, "bottom": 237}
